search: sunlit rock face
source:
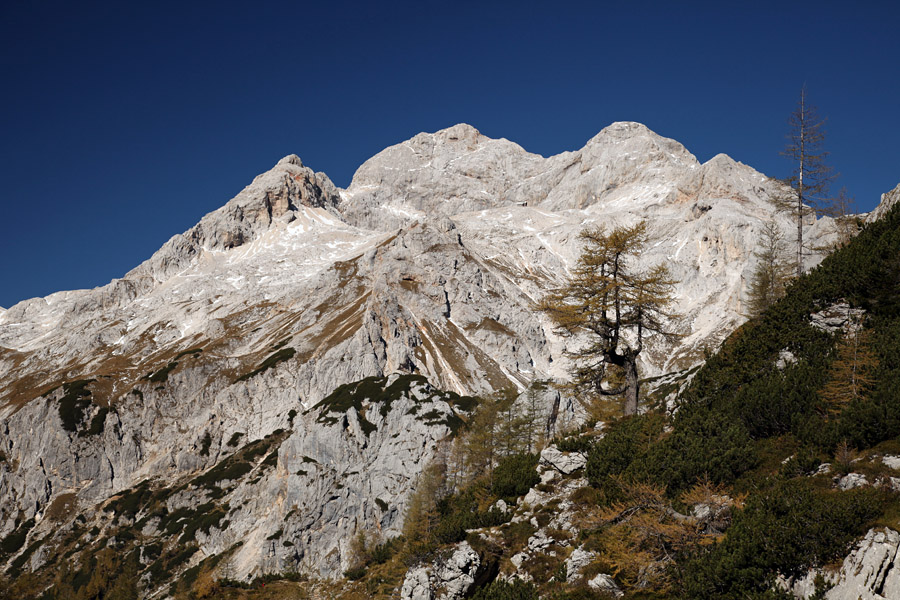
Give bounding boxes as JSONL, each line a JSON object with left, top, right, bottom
{"left": 0, "top": 122, "right": 846, "bottom": 587}
{"left": 866, "top": 182, "right": 900, "bottom": 224}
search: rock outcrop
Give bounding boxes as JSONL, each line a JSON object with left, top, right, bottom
{"left": 824, "top": 529, "right": 900, "bottom": 600}
{"left": 540, "top": 446, "right": 587, "bottom": 475}
{"left": 400, "top": 541, "right": 487, "bottom": 600}
{"left": 786, "top": 529, "right": 900, "bottom": 600}
{"left": 865, "top": 182, "right": 900, "bottom": 224}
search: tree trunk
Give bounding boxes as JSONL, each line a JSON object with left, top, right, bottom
{"left": 623, "top": 358, "right": 640, "bottom": 416}
{"left": 545, "top": 390, "right": 560, "bottom": 440}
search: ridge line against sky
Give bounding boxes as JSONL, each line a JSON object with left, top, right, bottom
{"left": 1, "top": 0, "right": 898, "bottom": 309}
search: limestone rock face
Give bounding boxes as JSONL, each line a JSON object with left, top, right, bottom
{"left": 0, "top": 373, "right": 465, "bottom": 584}
{"left": 784, "top": 529, "right": 900, "bottom": 600}
{"left": 0, "top": 122, "right": 869, "bottom": 591}
{"left": 824, "top": 529, "right": 900, "bottom": 600}
{"left": 866, "top": 182, "right": 900, "bottom": 223}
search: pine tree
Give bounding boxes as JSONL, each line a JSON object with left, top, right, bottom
{"left": 781, "top": 86, "right": 835, "bottom": 276}
{"left": 746, "top": 219, "right": 792, "bottom": 317}
{"left": 538, "top": 221, "right": 677, "bottom": 415}
{"left": 595, "top": 477, "right": 741, "bottom": 593}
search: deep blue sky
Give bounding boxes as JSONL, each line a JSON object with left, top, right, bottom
{"left": 1, "top": 1, "right": 898, "bottom": 309}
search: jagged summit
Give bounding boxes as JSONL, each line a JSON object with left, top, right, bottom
{"left": 583, "top": 120, "right": 688, "bottom": 149}
{"left": 431, "top": 122, "right": 484, "bottom": 144}
{"left": 123, "top": 153, "right": 342, "bottom": 285}
{"left": 704, "top": 152, "right": 739, "bottom": 165}
{"left": 277, "top": 153, "right": 305, "bottom": 167}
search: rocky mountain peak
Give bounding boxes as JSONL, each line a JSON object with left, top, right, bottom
{"left": 585, "top": 120, "right": 654, "bottom": 142}
{"left": 124, "top": 156, "right": 341, "bottom": 284}
{"left": 704, "top": 152, "right": 738, "bottom": 167}
{"left": 432, "top": 122, "right": 483, "bottom": 146}
{"left": 581, "top": 121, "right": 697, "bottom": 164}
{"left": 277, "top": 153, "right": 305, "bottom": 167}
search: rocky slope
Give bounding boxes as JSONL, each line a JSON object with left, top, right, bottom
{"left": 866, "top": 182, "right": 900, "bottom": 224}
{"left": 0, "top": 122, "right": 870, "bottom": 593}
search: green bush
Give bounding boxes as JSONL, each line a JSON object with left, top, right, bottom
{"left": 678, "top": 479, "right": 885, "bottom": 598}
{"left": 81, "top": 406, "right": 109, "bottom": 437}
{"left": 57, "top": 379, "right": 96, "bottom": 433}
{"left": 235, "top": 347, "right": 297, "bottom": 382}
{"left": 199, "top": 431, "right": 212, "bottom": 456}
{"left": 432, "top": 488, "right": 510, "bottom": 545}
{"left": 492, "top": 453, "right": 539, "bottom": 500}
{"left": 584, "top": 414, "right": 664, "bottom": 497}
{"left": 642, "top": 408, "right": 757, "bottom": 492}
{"left": 344, "top": 566, "right": 367, "bottom": 580}
{"left": 555, "top": 434, "right": 593, "bottom": 454}
{"left": 0, "top": 518, "right": 35, "bottom": 555}
{"left": 470, "top": 579, "right": 539, "bottom": 600}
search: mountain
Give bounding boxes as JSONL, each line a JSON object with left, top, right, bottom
{"left": 0, "top": 122, "right": 859, "bottom": 595}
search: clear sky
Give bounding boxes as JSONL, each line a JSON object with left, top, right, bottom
{"left": 1, "top": 1, "right": 898, "bottom": 309}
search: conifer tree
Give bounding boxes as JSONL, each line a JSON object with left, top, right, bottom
{"left": 819, "top": 320, "right": 877, "bottom": 416}
{"left": 522, "top": 380, "right": 548, "bottom": 453}
{"left": 538, "top": 222, "right": 676, "bottom": 415}
{"left": 781, "top": 86, "right": 835, "bottom": 276}
{"left": 746, "top": 219, "right": 792, "bottom": 317}
{"left": 823, "top": 187, "right": 859, "bottom": 250}
{"left": 595, "top": 476, "right": 742, "bottom": 593}
{"left": 401, "top": 456, "right": 447, "bottom": 563}
{"left": 461, "top": 396, "right": 500, "bottom": 483}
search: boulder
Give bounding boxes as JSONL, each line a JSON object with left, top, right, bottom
{"left": 836, "top": 473, "right": 869, "bottom": 490}
{"left": 882, "top": 455, "right": 900, "bottom": 471}
{"left": 588, "top": 573, "right": 624, "bottom": 597}
{"left": 436, "top": 542, "right": 483, "bottom": 600}
{"left": 565, "top": 547, "right": 596, "bottom": 583}
{"left": 400, "top": 567, "right": 434, "bottom": 600}
{"left": 540, "top": 446, "right": 587, "bottom": 475}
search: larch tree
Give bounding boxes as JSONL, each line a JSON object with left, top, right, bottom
{"left": 746, "top": 219, "right": 792, "bottom": 318}
{"left": 819, "top": 319, "right": 878, "bottom": 417}
{"left": 595, "top": 476, "right": 743, "bottom": 593}
{"left": 522, "top": 379, "right": 548, "bottom": 453}
{"left": 781, "top": 85, "right": 836, "bottom": 277}
{"left": 538, "top": 221, "right": 677, "bottom": 416}
{"left": 822, "top": 187, "right": 859, "bottom": 250}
